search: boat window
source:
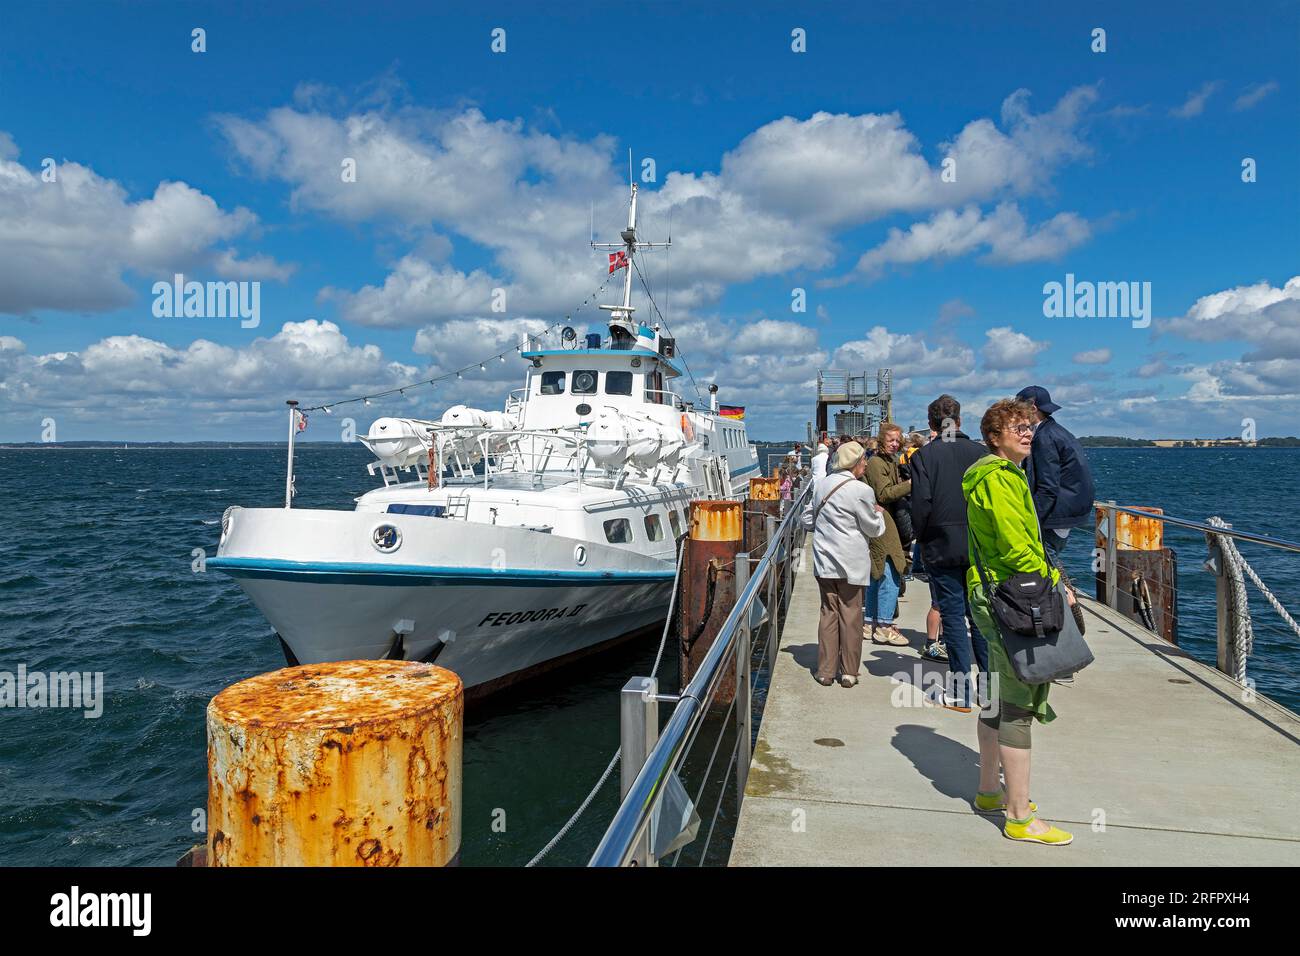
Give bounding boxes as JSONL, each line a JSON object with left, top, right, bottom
{"left": 605, "top": 371, "right": 633, "bottom": 396}
{"left": 644, "top": 514, "right": 664, "bottom": 542}
{"left": 540, "top": 371, "right": 566, "bottom": 395}
{"left": 645, "top": 369, "right": 665, "bottom": 404}
{"left": 668, "top": 509, "right": 682, "bottom": 539}
{"left": 603, "top": 518, "right": 633, "bottom": 543}
{"left": 573, "top": 370, "right": 599, "bottom": 395}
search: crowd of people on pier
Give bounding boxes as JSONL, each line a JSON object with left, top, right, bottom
{"left": 800, "top": 386, "right": 1095, "bottom": 847}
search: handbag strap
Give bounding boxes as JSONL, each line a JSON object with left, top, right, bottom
{"left": 812, "top": 476, "right": 856, "bottom": 530}
{"left": 967, "top": 522, "right": 994, "bottom": 594}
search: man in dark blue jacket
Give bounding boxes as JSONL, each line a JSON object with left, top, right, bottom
{"left": 1015, "top": 386, "right": 1096, "bottom": 559}
{"left": 909, "top": 394, "right": 987, "bottom": 710}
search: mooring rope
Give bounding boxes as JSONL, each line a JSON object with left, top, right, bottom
{"left": 1205, "top": 516, "right": 1300, "bottom": 683}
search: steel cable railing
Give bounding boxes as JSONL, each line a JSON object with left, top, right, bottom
{"left": 1094, "top": 501, "right": 1300, "bottom": 687}
{"left": 589, "top": 480, "right": 813, "bottom": 866}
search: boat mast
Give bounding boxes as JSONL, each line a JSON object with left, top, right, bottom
{"left": 593, "top": 155, "right": 669, "bottom": 339}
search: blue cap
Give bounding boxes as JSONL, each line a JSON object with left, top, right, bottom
{"left": 1016, "top": 385, "right": 1061, "bottom": 415}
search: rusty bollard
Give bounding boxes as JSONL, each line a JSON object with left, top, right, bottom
{"left": 207, "top": 660, "right": 462, "bottom": 866}
{"left": 679, "top": 500, "right": 743, "bottom": 703}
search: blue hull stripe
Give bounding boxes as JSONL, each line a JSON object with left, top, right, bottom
{"left": 206, "top": 556, "right": 677, "bottom": 587}
{"left": 731, "top": 461, "right": 760, "bottom": 477}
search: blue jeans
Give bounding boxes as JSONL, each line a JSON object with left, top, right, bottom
{"left": 865, "top": 562, "right": 901, "bottom": 625}
{"left": 930, "top": 566, "right": 988, "bottom": 706}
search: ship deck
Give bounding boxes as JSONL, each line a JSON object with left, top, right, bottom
{"left": 729, "top": 542, "right": 1300, "bottom": 866}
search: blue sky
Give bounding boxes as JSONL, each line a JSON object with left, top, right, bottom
{"left": 1, "top": 0, "right": 1297, "bottom": 441}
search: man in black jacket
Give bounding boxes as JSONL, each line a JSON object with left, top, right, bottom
{"left": 909, "top": 394, "right": 987, "bottom": 711}
{"left": 1015, "top": 386, "right": 1096, "bottom": 560}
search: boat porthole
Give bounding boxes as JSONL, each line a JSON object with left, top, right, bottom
{"left": 372, "top": 524, "right": 402, "bottom": 553}
{"left": 576, "top": 403, "right": 592, "bottom": 416}
{"left": 574, "top": 544, "right": 588, "bottom": 566}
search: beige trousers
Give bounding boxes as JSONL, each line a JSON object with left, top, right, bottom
{"left": 816, "top": 577, "right": 864, "bottom": 681}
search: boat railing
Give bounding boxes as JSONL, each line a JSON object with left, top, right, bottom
{"left": 1093, "top": 501, "right": 1300, "bottom": 687}
{"left": 504, "top": 388, "right": 529, "bottom": 418}
{"left": 475, "top": 428, "right": 591, "bottom": 487}
{"left": 589, "top": 479, "right": 815, "bottom": 866}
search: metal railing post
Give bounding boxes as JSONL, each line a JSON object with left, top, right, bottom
{"left": 1209, "top": 527, "right": 1236, "bottom": 677}
{"left": 620, "top": 676, "right": 659, "bottom": 866}
{"left": 1105, "top": 500, "right": 1118, "bottom": 609}
{"left": 734, "top": 552, "right": 751, "bottom": 806}
{"left": 765, "top": 512, "right": 779, "bottom": 620}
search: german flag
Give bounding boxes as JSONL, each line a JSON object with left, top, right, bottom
{"left": 718, "top": 405, "right": 745, "bottom": 420}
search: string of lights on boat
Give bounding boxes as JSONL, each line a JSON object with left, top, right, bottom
{"left": 299, "top": 271, "right": 622, "bottom": 415}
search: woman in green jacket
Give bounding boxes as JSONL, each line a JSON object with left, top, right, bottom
{"left": 963, "top": 398, "right": 1074, "bottom": 847}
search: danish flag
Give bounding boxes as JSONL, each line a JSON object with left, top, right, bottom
{"left": 608, "top": 251, "right": 629, "bottom": 273}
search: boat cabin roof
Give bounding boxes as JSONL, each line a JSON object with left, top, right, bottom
{"left": 521, "top": 348, "right": 683, "bottom": 378}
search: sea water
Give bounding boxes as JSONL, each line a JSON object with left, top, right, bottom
{"left": 0, "top": 444, "right": 1296, "bottom": 866}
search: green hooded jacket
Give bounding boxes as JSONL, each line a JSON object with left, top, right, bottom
{"left": 962, "top": 454, "right": 1061, "bottom": 593}
{"left": 962, "top": 453, "right": 1061, "bottom": 724}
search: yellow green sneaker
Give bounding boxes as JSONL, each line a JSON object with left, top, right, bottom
{"left": 974, "top": 790, "right": 1037, "bottom": 814}
{"left": 1003, "top": 813, "right": 1073, "bottom": 846}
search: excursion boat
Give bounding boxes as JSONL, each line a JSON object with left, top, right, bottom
{"left": 208, "top": 183, "right": 759, "bottom": 693}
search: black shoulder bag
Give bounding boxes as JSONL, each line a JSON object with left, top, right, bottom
{"left": 968, "top": 475, "right": 1093, "bottom": 683}
{"left": 970, "top": 533, "right": 1063, "bottom": 638}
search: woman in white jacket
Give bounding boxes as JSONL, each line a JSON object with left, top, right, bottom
{"left": 810, "top": 442, "right": 830, "bottom": 479}
{"left": 801, "top": 441, "right": 887, "bottom": 687}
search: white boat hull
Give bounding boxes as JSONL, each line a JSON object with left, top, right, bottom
{"left": 209, "top": 506, "right": 676, "bottom": 690}
{"left": 233, "top": 575, "right": 671, "bottom": 689}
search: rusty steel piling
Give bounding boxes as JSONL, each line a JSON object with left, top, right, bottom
{"left": 1094, "top": 505, "right": 1179, "bottom": 644}
{"left": 679, "top": 500, "right": 743, "bottom": 703}
{"left": 745, "top": 478, "right": 781, "bottom": 560}
{"left": 206, "top": 659, "right": 463, "bottom": 866}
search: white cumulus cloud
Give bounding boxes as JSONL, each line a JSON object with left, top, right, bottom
{"left": 981, "top": 326, "right": 1049, "bottom": 370}
{"left": 847, "top": 203, "right": 1092, "bottom": 281}
{"left": 0, "top": 138, "right": 292, "bottom": 316}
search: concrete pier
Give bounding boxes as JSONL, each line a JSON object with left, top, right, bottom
{"left": 730, "top": 542, "right": 1300, "bottom": 866}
